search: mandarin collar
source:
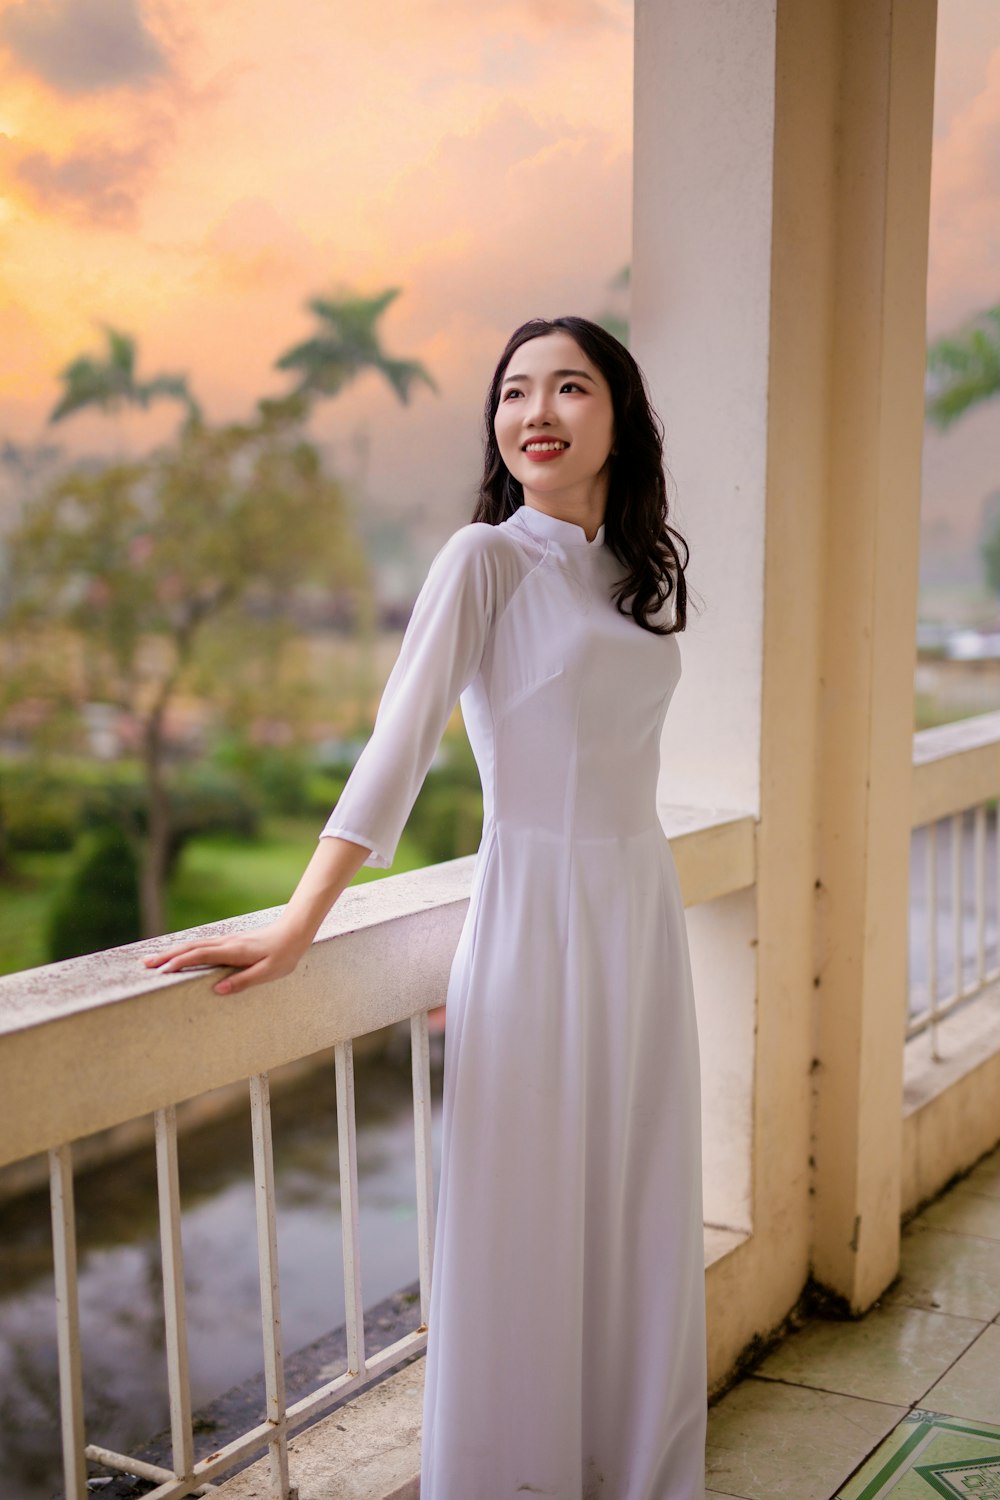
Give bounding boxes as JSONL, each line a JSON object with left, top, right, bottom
{"left": 512, "top": 504, "right": 606, "bottom": 550}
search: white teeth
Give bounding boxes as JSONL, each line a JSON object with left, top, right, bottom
{"left": 524, "top": 441, "right": 567, "bottom": 452}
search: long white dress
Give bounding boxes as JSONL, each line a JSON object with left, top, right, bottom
{"left": 321, "top": 501, "right": 707, "bottom": 1499}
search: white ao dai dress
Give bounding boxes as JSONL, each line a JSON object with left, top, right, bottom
{"left": 321, "top": 501, "right": 707, "bottom": 1499}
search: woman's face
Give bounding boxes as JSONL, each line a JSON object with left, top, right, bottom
{"left": 493, "top": 331, "right": 615, "bottom": 510}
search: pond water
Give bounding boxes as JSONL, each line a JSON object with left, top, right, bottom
{"left": 0, "top": 1041, "right": 443, "bottom": 1500}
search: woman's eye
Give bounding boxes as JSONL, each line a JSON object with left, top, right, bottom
{"left": 502, "top": 389, "right": 523, "bottom": 400}
{"left": 561, "top": 382, "right": 584, "bottom": 394}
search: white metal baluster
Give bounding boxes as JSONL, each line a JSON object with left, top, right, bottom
{"left": 154, "top": 1105, "right": 194, "bottom": 1485}
{"left": 249, "top": 1074, "right": 293, "bottom": 1500}
{"left": 951, "top": 811, "right": 963, "bottom": 1006}
{"left": 975, "top": 802, "right": 987, "bottom": 988}
{"left": 411, "top": 1010, "right": 436, "bottom": 1326}
{"left": 49, "top": 1143, "right": 87, "bottom": 1500}
{"left": 995, "top": 804, "right": 1000, "bottom": 978}
{"left": 335, "top": 1040, "right": 367, "bottom": 1378}
{"left": 995, "top": 803, "right": 1000, "bottom": 980}
{"left": 926, "top": 820, "right": 938, "bottom": 1049}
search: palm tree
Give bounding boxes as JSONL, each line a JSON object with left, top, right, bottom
{"left": 48, "top": 323, "right": 201, "bottom": 432}
{"left": 274, "top": 287, "right": 437, "bottom": 732}
{"left": 925, "top": 302, "right": 1000, "bottom": 431}
{"left": 274, "top": 288, "right": 437, "bottom": 405}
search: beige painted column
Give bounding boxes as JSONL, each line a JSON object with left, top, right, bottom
{"left": 809, "top": 0, "right": 937, "bottom": 1306}
{"left": 633, "top": 0, "right": 816, "bottom": 1369}
{"left": 633, "top": 0, "right": 937, "bottom": 1341}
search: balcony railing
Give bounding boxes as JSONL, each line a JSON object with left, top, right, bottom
{"left": 909, "top": 711, "right": 1000, "bottom": 1055}
{"left": 4, "top": 714, "right": 1000, "bottom": 1500}
{"left": 0, "top": 808, "right": 753, "bottom": 1500}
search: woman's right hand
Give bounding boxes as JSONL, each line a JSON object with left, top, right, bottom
{"left": 140, "top": 833, "right": 373, "bottom": 996}
{"left": 142, "top": 919, "right": 311, "bottom": 996}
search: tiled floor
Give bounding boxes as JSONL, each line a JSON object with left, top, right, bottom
{"left": 706, "top": 1144, "right": 1000, "bottom": 1499}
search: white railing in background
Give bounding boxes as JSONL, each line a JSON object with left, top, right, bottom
{"left": 0, "top": 812, "right": 753, "bottom": 1500}
{"left": 909, "top": 711, "right": 1000, "bottom": 1056}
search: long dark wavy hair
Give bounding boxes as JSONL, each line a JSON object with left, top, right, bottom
{"left": 471, "top": 315, "right": 690, "bottom": 636}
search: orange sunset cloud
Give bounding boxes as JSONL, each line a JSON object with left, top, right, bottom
{"left": 0, "top": 0, "right": 997, "bottom": 559}
{"left": 0, "top": 0, "right": 632, "bottom": 552}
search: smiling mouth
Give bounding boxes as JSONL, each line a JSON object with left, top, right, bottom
{"left": 523, "top": 440, "right": 569, "bottom": 454}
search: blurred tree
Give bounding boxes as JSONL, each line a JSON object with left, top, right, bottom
{"left": 924, "top": 301, "right": 1000, "bottom": 599}
{"left": 982, "top": 518, "right": 1000, "bottom": 600}
{"left": 275, "top": 287, "right": 437, "bottom": 731}
{"left": 925, "top": 302, "right": 1000, "bottom": 431}
{"left": 48, "top": 324, "right": 202, "bottom": 437}
{"left": 595, "top": 266, "right": 630, "bottom": 347}
{"left": 5, "top": 401, "right": 367, "bottom": 936}
{"left": 274, "top": 288, "right": 437, "bottom": 405}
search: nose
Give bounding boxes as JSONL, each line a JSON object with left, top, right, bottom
{"left": 523, "top": 388, "right": 556, "bottom": 426}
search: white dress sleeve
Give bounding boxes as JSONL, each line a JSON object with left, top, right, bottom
{"left": 319, "top": 523, "right": 498, "bottom": 868}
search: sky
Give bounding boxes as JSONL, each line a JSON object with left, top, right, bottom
{"left": 0, "top": 0, "right": 633, "bottom": 574}
{"left": 0, "top": 0, "right": 997, "bottom": 575}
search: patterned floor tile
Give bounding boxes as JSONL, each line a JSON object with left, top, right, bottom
{"left": 836, "top": 1410, "right": 1000, "bottom": 1497}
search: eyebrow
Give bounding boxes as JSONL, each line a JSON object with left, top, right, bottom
{"left": 501, "top": 368, "right": 597, "bottom": 385}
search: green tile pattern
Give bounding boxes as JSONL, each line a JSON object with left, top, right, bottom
{"left": 836, "top": 1412, "right": 1000, "bottom": 1498}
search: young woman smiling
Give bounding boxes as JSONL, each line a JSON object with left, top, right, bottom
{"left": 146, "top": 316, "right": 705, "bottom": 1500}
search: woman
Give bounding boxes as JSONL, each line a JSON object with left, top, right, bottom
{"left": 145, "top": 316, "right": 707, "bottom": 1498}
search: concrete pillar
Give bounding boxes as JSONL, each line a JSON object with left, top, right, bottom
{"left": 633, "top": 0, "right": 937, "bottom": 1328}
{"left": 809, "top": 0, "right": 937, "bottom": 1306}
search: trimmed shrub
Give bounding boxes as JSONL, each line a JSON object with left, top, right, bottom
{"left": 47, "top": 826, "right": 142, "bottom": 961}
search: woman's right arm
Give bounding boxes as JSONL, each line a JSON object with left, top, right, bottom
{"left": 144, "top": 523, "right": 502, "bottom": 997}
{"left": 142, "top": 834, "right": 372, "bottom": 995}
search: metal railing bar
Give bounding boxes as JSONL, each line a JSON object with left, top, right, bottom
{"left": 285, "top": 1326, "right": 428, "bottom": 1425}
{"left": 154, "top": 1105, "right": 195, "bottom": 1483}
{"left": 411, "top": 1010, "right": 436, "bottom": 1327}
{"left": 130, "top": 1416, "right": 282, "bottom": 1500}
{"left": 83, "top": 1442, "right": 216, "bottom": 1493}
{"left": 905, "top": 981, "right": 997, "bottom": 1040}
{"left": 975, "top": 803, "right": 987, "bottom": 986}
{"left": 335, "top": 1039, "right": 367, "bottom": 1379}
{"left": 248, "top": 1073, "right": 292, "bottom": 1500}
{"left": 925, "top": 820, "right": 938, "bottom": 1038}
{"left": 996, "top": 802, "right": 1000, "bottom": 978}
{"left": 49, "top": 1142, "right": 88, "bottom": 1500}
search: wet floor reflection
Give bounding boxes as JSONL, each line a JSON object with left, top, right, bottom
{"left": 0, "top": 1039, "right": 443, "bottom": 1500}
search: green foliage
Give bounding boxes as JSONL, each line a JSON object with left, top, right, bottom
{"left": 405, "top": 735, "right": 484, "bottom": 863}
{"left": 47, "top": 825, "right": 142, "bottom": 961}
{"left": 9, "top": 391, "right": 373, "bottom": 743}
{"left": 49, "top": 323, "right": 201, "bottom": 427}
{"left": 0, "top": 757, "right": 258, "bottom": 869}
{"left": 0, "top": 766, "right": 80, "bottom": 851}
{"left": 274, "top": 288, "right": 438, "bottom": 405}
{"left": 982, "top": 516, "right": 1000, "bottom": 598}
{"left": 926, "top": 302, "right": 1000, "bottom": 431}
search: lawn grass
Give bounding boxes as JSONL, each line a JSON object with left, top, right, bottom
{"left": 0, "top": 849, "right": 76, "bottom": 976}
{"left": 0, "top": 818, "right": 427, "bottom": 978}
